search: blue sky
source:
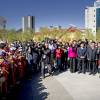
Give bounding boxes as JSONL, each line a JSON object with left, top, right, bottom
{"left": 0, "top": 0, "right": 95, "bottom": 30}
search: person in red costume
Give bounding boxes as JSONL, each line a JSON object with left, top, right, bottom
{"left": 8, "top": 47, "right": 18, "bottom": 86}
{"left": 17, "top": 50, "right": 24, "bottom": 81}
{"left": 0, "top": 43, "right": 9, "bottom": 97}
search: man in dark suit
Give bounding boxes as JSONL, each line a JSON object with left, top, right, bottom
{"left": 86, "top": 42, "right": 97, "bottom": 75}
{"left": 77, "top": 42, "right": 87, "bottom": 74}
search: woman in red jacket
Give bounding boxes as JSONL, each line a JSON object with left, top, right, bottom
{"left": 55, "top": 45, "right": 62, "bottom": 72}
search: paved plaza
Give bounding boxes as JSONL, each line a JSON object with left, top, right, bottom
{"left": 16, "top": 71, "right": 100, "bottom": 100}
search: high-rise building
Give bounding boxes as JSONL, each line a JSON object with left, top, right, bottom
{"left": 22, "top": 16, "right": 35, "bottom": 32}
{"left": 0, "top": 16, "right": 6, "bottom": 29}
{"left": 85, "top": 0, "right": 100, "bottom": 36}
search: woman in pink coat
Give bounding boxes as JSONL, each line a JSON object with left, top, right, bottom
{"left": 68, "top": 43, "right": 77, "bottom": 73}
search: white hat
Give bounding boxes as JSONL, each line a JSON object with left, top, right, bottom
{"left": 10, "top": 47, "right": 16, "bottom": 51}
{"left": 18, "top": 49, "right": 22, "bottom": 52}
{"left": 0, "top": 41, "right": 5, "bottom": 44}
{"left": 10, "top": 43, "right": 14, "bottom": 46}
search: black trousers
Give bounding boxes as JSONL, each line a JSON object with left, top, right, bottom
{"left": 41, "top": 61, "right": 46, "bottom": 78}
{"left": 62, "top": 61, "right": 67, "bottom": 71}
{"left": 77, "top": 58, "right": 86, "bottom": 73}
{"left": 70, "top": 58, "right": 76, "bottom": 73}
{"left": 56, "top": 58, "right": 62, "bottom": 70}
{"left": 41, "top": 61, "right": 52, "bottom": 78}
{"left": 33, "top": 63, "right": 37, "bottom": 73}
{"left": 88, "top": 60, "right": 97, "bottom": 74}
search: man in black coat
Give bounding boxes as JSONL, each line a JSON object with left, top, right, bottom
{"left": 77, "top": 42, "right": 87, "bottom": 74}
{"left": 41, "top": 44, "right": 51, "bottom": 78}
{"left": 32, "top": 47, "right": 39, "bottom": 73}
{"left": 86, "top": 42, "right": 97, "bottom": 75}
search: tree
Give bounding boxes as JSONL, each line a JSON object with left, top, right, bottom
{"left": 96, "top": 28, "right": 100, "bottom": 41}
{"left": 85, "top": 29, "right": 95, "bottom": 41}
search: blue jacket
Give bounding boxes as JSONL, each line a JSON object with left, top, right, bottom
{"left": 77, "top": 47, "right": 87, "bottom": 59}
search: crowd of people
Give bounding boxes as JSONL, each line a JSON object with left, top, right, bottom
{"left": 0, "top": 38, "right": 100, "bottom": 99}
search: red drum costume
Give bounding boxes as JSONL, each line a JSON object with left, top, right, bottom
{"left": 9, "top": 47, "right": 17, "bottom": 86}
{"left": 0, "top": 58, "right": 9, "bottom": 96}
{"left": 22, "top": 56, "right": 27, "bottom": 77}
{"left": 9, "top": 55, "right": 18, "bottom": 86}
{"left": 18, "top": 56, "right": 24, "bottom": 80}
